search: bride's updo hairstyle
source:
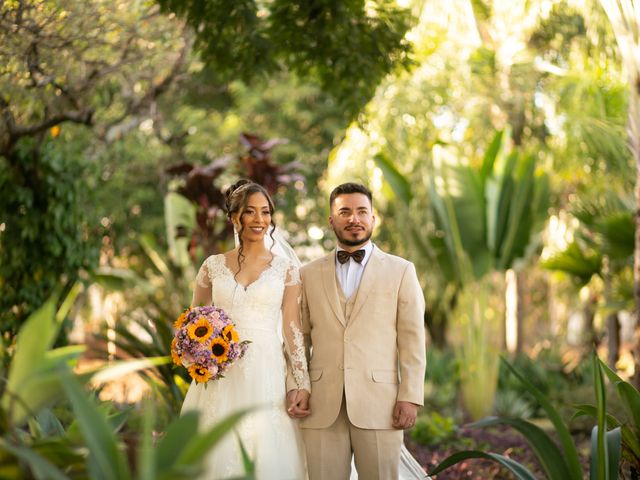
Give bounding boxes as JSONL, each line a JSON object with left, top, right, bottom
{"left": 224, "top": 179, "right": 276, "bottom": 274}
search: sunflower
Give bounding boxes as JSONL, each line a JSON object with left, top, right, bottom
{"left": 170, "top": 338, "right": 182, "bottom": 366}
{"left": 187, "top": 317, "right": 213, "bottom": 343}
{"left": 222, "top": 324, "right": 239, "bottom": 343}
{"left": 174, "top": 308, "right": 191, "bottom": 329}
{"left": 188, "top": 364, "right": 212, "bottom": 383}
{"left": 210, "top": 337, "right": 230, "bottom": 363}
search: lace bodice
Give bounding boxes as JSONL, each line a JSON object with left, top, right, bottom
{"left": 193, "top": 254, "right": 310, "bottom": 392}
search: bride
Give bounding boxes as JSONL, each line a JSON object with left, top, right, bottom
{"left": 181, "top": 179, "right": 311, "bottom": 479}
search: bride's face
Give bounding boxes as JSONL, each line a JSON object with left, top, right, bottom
{"left": 234, "top": 192, "right": 272, "bottom": 243}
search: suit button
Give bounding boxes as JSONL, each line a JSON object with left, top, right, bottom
{"left": 344, "top": 337, "right": 349, "bottom": 342}
{"left": 339, "top": 365, "right": 344, "bottom": 370}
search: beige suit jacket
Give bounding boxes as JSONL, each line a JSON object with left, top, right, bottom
{"left": 289, "top": 246, "right": 426, "bottom": 430}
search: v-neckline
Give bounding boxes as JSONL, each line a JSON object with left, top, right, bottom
{"left": 221, "top": 254, "right": 276, "bottom": 291}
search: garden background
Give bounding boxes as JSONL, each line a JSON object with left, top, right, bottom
{"left": 1, "top": 0, "right": 640, "bottom": 478}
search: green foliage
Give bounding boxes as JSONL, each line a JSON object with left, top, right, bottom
{"left": 542, "top": 241, "right": 603, "bottom": 285}
{"left": 496, "top": 349, "right": 584, "bottom": 418}
{"left": 379, "top": 130, "right": 549, "bottom": 285}
{"left": 529, "top": 3, "right": 587, "bottom": 59}
{"left": 454, "top": 279, "right": 502, "bottom": 420}
{"left": 0, "top": 287, "right": 84, "bottom": 428}
{"left": 156, "top": 0, "right": 415, "bottom": 117}
{"left": 165, "top": 132, "right": 304, "bottom": 257}
{"left": 542, "top": 190, "right": 634, "bottom": 309}
{"left": 574, "top": 358, "right": 640, "bottom": 475}
{"left": 0, "top": 294, "right": 251, "bottom": 479}
{"left": 423, "top": 348, "right": 458, "bottom": 413}
{"left": 0, "top": 139, "right": 100, "bottom": 339}
{"left": 493, "top": 390, "right": 535, "bottom": 420}
{"left": 92, "top": 234, "right": 193, "bottom": 414}
{"left": 430, "top": 353, "right": 626, "bottom": 480}
{"left": 410, "top": 411, "right": 458, "bottom": 447}
{"left": 0, "top": 0, "right": 187, "bottom": 156}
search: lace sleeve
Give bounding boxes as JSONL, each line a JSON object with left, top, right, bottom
{"left": 281, "top": 265, "right": 310, "bottom": 393}
{"left": 191, "top": 257, "right": 212, "bottom": 307}
{"left": 284, "top": 263, "right": 301, "bottom": 286}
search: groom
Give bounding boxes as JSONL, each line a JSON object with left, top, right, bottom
{"left": 288, "top": 182, "right": 426, "bottom": 479}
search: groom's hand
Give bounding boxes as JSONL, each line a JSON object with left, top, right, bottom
{"left": 392, "top": 401, "right": 418, "bottom": 429}
{"left": 286, "top": 389, "right": 311, "bottom": 418}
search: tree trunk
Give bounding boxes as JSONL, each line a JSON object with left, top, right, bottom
{"left": 504, "top": 269, "right": 525, "bottom": 355}
{"left": 516, "top": 270, "right": 526, "bottom": 354}
{"left": 606, "top": 311, "right": 621, "bottom": 369}
{"left": 505, "top": 269, "right": 518, "bottom": 354}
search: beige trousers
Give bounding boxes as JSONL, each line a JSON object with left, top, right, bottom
{"left": 302, "top": 398, "right": 403, "bottom": 480}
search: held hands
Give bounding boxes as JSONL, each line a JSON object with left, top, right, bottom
{"left": 286, "top": 389, "right": 311, "bottom": 418}
{"left": 392, "top": 401, "right": 418, "bottom": 429}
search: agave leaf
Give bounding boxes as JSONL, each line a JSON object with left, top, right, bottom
{"left": 33, "top": 409, "right": 66, "bottom": 438}
{"left": 597, "top": 358, "right": 640, "bottom": 452}
{"left": 55, "top": 283, "right": 82, "bottom": 323}
{"left": 0, "top": 437, "right": 69, "bottom": 480}
{"left": 156, "top": 411, "right": 200, "bottom": 472}
{"left": 498, "top": 153, "right": 536, "bottom": 269}
{"left": 572, "top": 404, "right": 621, "bottom": 428}
{"left": 87, "top": 356, "right": 171, "bottom": 385}
{"left": 176, "top": 409, "right": 250, "bottom": 465}
{"left": 136, "top": 399, "right": 157, "bottom": 480}
{"left": 590, "top": 426, "right": 621, "bottom": 480}
{"left": 491, "top": 152, "right": 517, "bottom": 256}
{"left": 429, "top": 450, "right": 537, "bottom": 479}
{"left": 471, "top": 417, "right": 571, "bottom": 479}
{"left": 616, "top": 382, "right": 640, "bottom": 432}
{"left": 501, "top": 358, "right": 583, "bottom": 480}
{"left": 236, "top": 434, "right": 255, "bottom": 477}
{"left": 58, "top": 366, "right": 131, "bottom": 480}
{"left": 593, "top": 353, "right": 608, "bottom": 479}
{"left": 3, "top": 297, "right": 58, "bottom": 425}
{"left": 620, "top": 425, "right": 640, "bottom": 459}
{"left": 479, "top": 130, "right": 504, "bottom": 182}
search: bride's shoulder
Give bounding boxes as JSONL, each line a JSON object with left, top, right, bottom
{"left": 271, "top": 254, "right": 302, "bottom": 275}
{"left": 271, "top": 254, "right": 301, "bottom": 286}
{"left": 199, "top": 253, "right": 229, "bottom": 274}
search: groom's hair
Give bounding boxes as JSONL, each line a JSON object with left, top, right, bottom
{"left": 329, "top": 182, "right": 373, "bottom": 207}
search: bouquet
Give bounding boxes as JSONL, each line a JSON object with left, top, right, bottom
{"left": 171, "top": 306, "right": 249, "bottom": 384}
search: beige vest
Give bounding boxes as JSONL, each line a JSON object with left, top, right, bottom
{"left": 337, "top": 277, "right": 358, "bottom": 321}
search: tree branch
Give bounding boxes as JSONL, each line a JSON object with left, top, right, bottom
{"left": 101, "top": 33, "right": 191, "bottom": 142}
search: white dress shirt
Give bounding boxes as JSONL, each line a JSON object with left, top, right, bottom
{"left": 335, "top": 242, "right": 373, "bottom": 299}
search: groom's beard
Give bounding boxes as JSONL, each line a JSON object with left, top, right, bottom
{"left": 332, "top": 227, "right": 373, "bottom": 247}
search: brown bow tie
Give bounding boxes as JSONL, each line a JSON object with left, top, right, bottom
{"left": 337, "top": 249, "right": 365, "bottom": 264}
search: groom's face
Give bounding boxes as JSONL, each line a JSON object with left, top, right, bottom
{"left": 329, "top": 193, "right": 375, "bottom": 249}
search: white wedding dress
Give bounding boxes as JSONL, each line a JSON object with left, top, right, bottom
{"left": 181, "top": 254, "right": 310, "bottom": 480}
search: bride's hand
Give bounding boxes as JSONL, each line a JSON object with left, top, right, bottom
{"left": 286, "top": 389, "right": 311, "bottom": 418}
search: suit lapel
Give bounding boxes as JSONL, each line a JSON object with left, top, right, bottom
{"left": 350, "top": 247, "right": 385, "bottom": 321}
{"left": 321, "top": 253, "right": 346, "bottom": 326}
